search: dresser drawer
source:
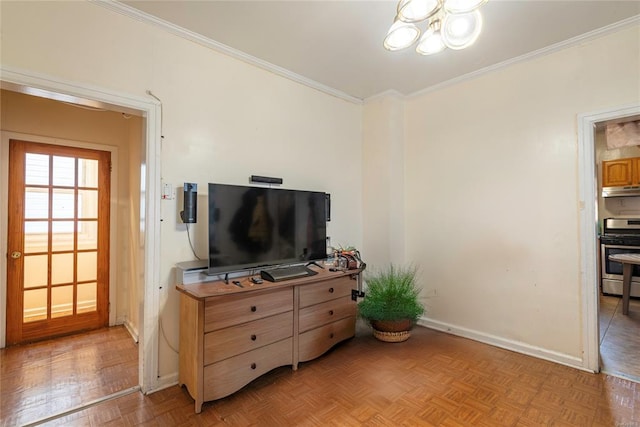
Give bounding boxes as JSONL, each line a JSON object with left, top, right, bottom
{"left": 298, "top": 317, "right": 356, "bottom": 362}
{"left": 203, "top": 338, "right": 293, "bottom": 401}
{"left": 299, "top": 276, "right": 353, "bottom": 308}
{"left": 204, "top": 288, "right": 293, "bottom": 332}
{"left": 299, "top": 296, "right": 356, "bottom": 333}
{"left": 204, "top": 311, "right": 293, "bottom": 365}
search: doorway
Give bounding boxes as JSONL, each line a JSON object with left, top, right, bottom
{"left": 6, "top": 140, "right": 111, "bottom": 345}
{"left": 1, "top": 67, "right": 163, "bottom": 401}
{"left": 577, "top": 103, "right": 640, "bottom": 379}
{"left": 0, "top": 88, "right": 147, "bottom": 424}
{"left": 593, "top": 119, "right": 640, "bottom": 382}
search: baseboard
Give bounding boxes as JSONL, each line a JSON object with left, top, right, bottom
{"left": 417, "top": 316, "right": 590, "bottom": 373}
{"left": 143, "top": 373, "right": 179, "bottom": 395}
{"left": 123, "top": 319, "right": 139, "bottom": 344}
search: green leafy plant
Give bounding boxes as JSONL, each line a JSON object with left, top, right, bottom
{"left": 357, "top": 264, "right": 424, "bottom": 322}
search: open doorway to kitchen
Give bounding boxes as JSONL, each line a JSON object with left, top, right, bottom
{"left": 0, "top": 69, "right": 161, "bottom": 425}
{"left": 578, "top": 103, "right": 640, "bottom": 383}
{"left": 594, "top": 117, "right": 640, "bottom": 382}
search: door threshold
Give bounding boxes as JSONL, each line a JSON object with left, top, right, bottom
{"left": 601, "top": 368, "right": 640, "bottom": 385}
{"left": 22, "top": 385, "right": 141, "bottom": 427}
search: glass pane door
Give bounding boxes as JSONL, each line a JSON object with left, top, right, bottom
{"left": 7, "top": 140, "right": 110, "bottom": 344}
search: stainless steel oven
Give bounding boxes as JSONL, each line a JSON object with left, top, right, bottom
{"left": 600, "top": 218, "right": 640, "bottom": 297}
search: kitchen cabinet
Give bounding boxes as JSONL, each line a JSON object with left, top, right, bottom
{"left": 602, "top": 158, "right": 640, "bottom": 187}
{"left": 176, "top": 268, "right": 360, "bottom": 413}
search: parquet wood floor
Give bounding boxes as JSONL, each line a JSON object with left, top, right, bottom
{"left": 0, "top": 326, "right": 138, "bottom": 427}
{"left": 8, "top": 322, "right": 637, "bottom": 427}
{"left": 600, "top": 295, "right": 640, "bottom": 382}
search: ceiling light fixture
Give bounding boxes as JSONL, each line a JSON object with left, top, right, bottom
{"left": 383, "top": 18, "right": 421, "bottom": 51}
{"left": 383, "top": 0, "right": 487, "bottom": 56}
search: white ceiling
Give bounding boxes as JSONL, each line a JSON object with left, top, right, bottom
{"left": 120, "top": 0, "right": 640, "bottom": 101}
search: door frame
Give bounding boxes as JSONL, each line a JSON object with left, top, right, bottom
{"left": 0, "top": 66, "right": 163, "bottom": 394}
{"left": 578, "top": 102, "right": 640, "bottom": 373}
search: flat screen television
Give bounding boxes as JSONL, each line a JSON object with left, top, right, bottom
{"left": 207, "top": 183, "right": 327, "bottom": 275}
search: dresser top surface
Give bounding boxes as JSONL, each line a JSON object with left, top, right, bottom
{"left": 176, "top": 266, "right": 360, "bottom": 300}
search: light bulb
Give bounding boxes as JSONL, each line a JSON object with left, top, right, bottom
{"left": 416, "top": 22, "right": 446, "bottom": 55}
{"left": 383, "top": 20, "right": 421, "bottom": 51}
{"left": 441, "top": 10, "right": 482, "bottom": 50}
{"left": 397, "top": 0, "right": 441, "bottom": 23}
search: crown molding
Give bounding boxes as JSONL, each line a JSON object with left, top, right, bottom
{"left": 90, "top": 1, "right": 639, "bottom": 104}
{"left": 364, "top": 89, "right": 406, "bottom": 103}
{"left": 92, "top": 0, "right": 363, "bottom": 105}
{"left": 407, "top": 14, "right": 640, "bottom": 99}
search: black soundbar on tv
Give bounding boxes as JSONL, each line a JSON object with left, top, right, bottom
{"left": 250, "top": 175, "right": 283, "bottom": 184}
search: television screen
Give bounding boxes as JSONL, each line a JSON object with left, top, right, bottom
{"left": 208, "top": 183, "right": 327, "bottom": 275}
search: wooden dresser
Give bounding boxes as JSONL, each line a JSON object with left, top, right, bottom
{"left": 176, "top": 268, "right": 360, "bottom": 413}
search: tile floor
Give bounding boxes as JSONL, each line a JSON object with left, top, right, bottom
{"left": 599, "top": 294, "right": 640, "bottom": 382}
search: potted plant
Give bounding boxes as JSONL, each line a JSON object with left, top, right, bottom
{"left": 357, "top": 264, "right": 424, "bottom": 342}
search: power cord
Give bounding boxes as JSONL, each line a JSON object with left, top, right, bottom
{"left": 185, "top": 223, "right": 202, "bottom": 260}
{"left": 159, "top": 314, "right": 178, "bottom": 354}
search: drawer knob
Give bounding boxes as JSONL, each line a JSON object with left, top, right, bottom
{"left": 329, "top": 287, "right": 334, "bottom": 293}
{"left": 251, "top": 334, "right": 257, "bottom": 341}
{"left": 251, "top": 363, "right": 257, "bottom": 370}
{"left": 251, "top": 306, "right": 257, "bottom": 312}
{"left": 329, "top": 310, "right": 334, "bottom": 316}
{"left": 329, "top": 333, "right": 334, "bottom": 339}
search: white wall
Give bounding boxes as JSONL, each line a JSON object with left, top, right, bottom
{"left": 362, "top": 93, "right": 406, "bottom": 270}
{"left": 0, "top": 1, "right": 363, "bottom": 377}
{"left": 397, "top": 25, "right": 640, "bottom": 360}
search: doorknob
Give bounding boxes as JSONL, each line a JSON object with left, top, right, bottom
{"left": 11, "top": 251, "right": 21, "bottom": 259}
